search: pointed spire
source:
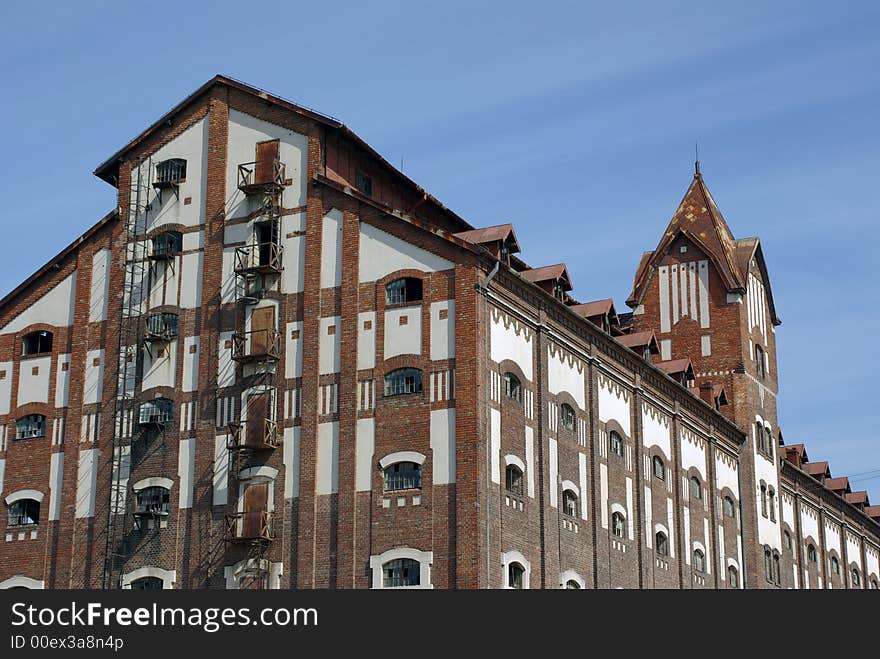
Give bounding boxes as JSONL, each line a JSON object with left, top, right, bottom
{"left": 695, "top": 141, "right": 701, "bottom": 177}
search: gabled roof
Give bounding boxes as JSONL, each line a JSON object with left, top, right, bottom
{"left": 824, "top": 477, "right": 851, "bottom": 494}
{"left": 93, "top": 75, "right": 476, "bottom": 233}
{"left": 616, "top": 330, "right": 659, "bottom": 354}
{"left": 627, "top": 170, "right": 780, "bottom": 325}
{"left": 453, "top": 223, "right": 521, "bottom": 253}
{"left": 865, "top": 505, "right": 880, "bottom": 521}
{"left": 846, "top": 491, "right": 870, "bottom": 507}
{"left": 712, "top": 384, "right": 728, "bottom": 406}
{"left": 655, "top": 358, "right": 694, "bottom": 378}
{"left": 520, "top": 263, "right": 572, "bottom": 291}
{"left": 570, "top": 298, "right": 616, "bottom": 319}
{"left": 803, "top": 461, "right": 831, "bottom": 479}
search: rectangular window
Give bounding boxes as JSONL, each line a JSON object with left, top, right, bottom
{"left": 355, "top": 171, "right": 372, "bottom": 196}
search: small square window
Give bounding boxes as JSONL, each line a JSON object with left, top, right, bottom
{"left": 189, "top": 344, "right": 197, "bottom": 354}
{"left": 355, "top": 171, "right": 372, "bottom": 196}
{"left": 439, "top": 308, "right": 448, "bottom": 320}
{"left": 92, "top": 357, "right": 101, "bottom": 367}
{"left": 327, "top": 325, "right": 336, "bottom": 335}
{"left": 0, "top": 370, "right": 6, "bottom": 380}
{"left": 225, "top": 340, "right": 233, "bottom": 349}
{"left": 61, "top": 362, "right": 69, "bottom": 372}
{"left": 399, "top": 316, "right": 408, "bottom": 326}
{"left": 31, "top": 366, "right": 39, "bottom": 376}
{"left": 291, "top": 329, "right": 300, "bottom": 340}
{"left": 363, "top": 320, "right": 372, "bottom": 331}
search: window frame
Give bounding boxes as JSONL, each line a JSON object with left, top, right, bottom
{"left": 21, "top": 330, "right": 53, "bottom": 356}
{"left": 382, "top": 461, "right": 422, "bottom": 492}
{"left": 382, "top": 558, "right": 421, "bottom": 588}
{"left": 503, "top": 372, "right": 522, "bottom": 403}
{"left": 609, "top": 430, "right": 624, "bottom": 457}
{"left": 723, "top": 496, "right": 736, "bottom": 518}
{"left": 7, "top": 499, "right": 40, "bottom": 528}
{"left": 15, "top": 414, "right": 46, "bottom": 440}
{"left": 611, "top": 511, "right": 625, "bottom": 538}
{"left": 652, "top": 455, "right": 665, "bottom": 481}
{"left": 383, "top": 368, "right": 423, "bottom": 397}
{"left": 693, "top": 549, "right": 706, "bottom": 573}
{"left": 508, "top": 562, "right": 525, "bottom": 590}
{"left": 807, "top": 544, "right": 817, "bottom": 563}
{"left": 655, "top": 531, "right": 668, "bottom": 557}
{"left": 559, "top": 403, "right": 576, "bottom": 431}
{"left": 755, "top": 344, "right": 765, "bottom": 379}
{"left": 562, "top": 489, "right": 578, "bottom": 518}
{"left": 689, "top": 476, "right": 702, "bottom": 500}
{"left": 384, "top": 277, "right": 423, "bottom": 305}
{"left": 505, "top": 464, "right": 524, "bottom": 497}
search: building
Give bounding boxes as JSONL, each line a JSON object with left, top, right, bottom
{"left": 0, "top": 76, "right": 877, "bottom": 590}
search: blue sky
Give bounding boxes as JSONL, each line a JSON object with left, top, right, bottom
{"left": 1, "top": 1, "right": 878, "bottom": 498}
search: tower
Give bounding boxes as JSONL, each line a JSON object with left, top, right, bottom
{"left": 627, "top": 163, "right": 783, "bottom": 587}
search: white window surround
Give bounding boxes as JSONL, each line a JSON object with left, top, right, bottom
{"left": 559, "top": 569, "right": 585, "bottom": 589}
{"left": 503, "top": 454, "right": 526, "bottom": 473}
{"left": 654, "top": 522, "right": 670, "bottom": 537}
{"left": 121, "top": 566, "right": 176, "bottom": 589}
{"left": 224, "top": 558, "right": 283, "bottom": 590}
{"left": 238, "top": 465, "right": 278, "bottom": 482}
{"left": 378, "top": 451, "right": 426, "bottom": 470}
{"left": 0, "top": 576, "right": 44, "bottom": 589}
{"left": 502, "top": 550, "right": 531, "bottom": 589}
{"left": 132, "top": 477, "right": 174, "bottom": 493}
{"left": 369, "top": 547, "right": 433, "bottom": 589}
{"left": 726, "top": 558, "right": 741, "bottom": 586}
{"left": 560, "top": 480, "right": 579, "bottom": 498}
{"left": 610, "top": 502, "right": 627, "bottom": 518}
{"left": 5, "top": 489, "right": 44, "bottom": 505}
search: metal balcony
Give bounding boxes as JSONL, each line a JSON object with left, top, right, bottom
{"left": 143, "top": 312, "right": 179, "bottom": 343}
{"left": 234, "top": 241, "right": 283, "bottom": 275}
{"left": 226, "top": 418, "right": 280, "bottom": 452}
{"left": 224, "top": 511, "right": 275, "bottom": 543}
{"left": 237, "top": 159, "right": 286, "bottom": 195}
{"left": 230, "top": 329, "right": 281, "bottom": 364}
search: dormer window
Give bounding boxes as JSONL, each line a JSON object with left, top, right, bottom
{"left": 22, "top": 330, "right": 52, "bottom": 356}
{"left": 385, "top": 277, "right": 423, "bottom": 305}
{"left": 155, "top": 158, "right": 186, "bottom": 185}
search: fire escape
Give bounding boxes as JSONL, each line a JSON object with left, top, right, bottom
{"left": 223, "top": 141, "right": 287, "bottom": 588}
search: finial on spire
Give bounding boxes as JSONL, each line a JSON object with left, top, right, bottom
{"left": 695, "top": 141, "right": 701, "bottom": 176}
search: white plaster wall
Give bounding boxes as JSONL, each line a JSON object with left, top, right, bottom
{"left": 846, "top": 533, "right": 861, "bottom": 568}
{"left": 281, "top": 212, "right": 306, "bottom": 294}
{"left": 715, "top": 454, "right": 739, "bottom": 497}
{"left": 782, "top": 494, "right": 794, "bottom": 526}
{"left": 800, "top": 506, "right": 819, "bottom": 542}
{"left": 753, "top": 423, "right": 781, "bottom": 549}
{"left": 182, "top": 337, "right": 199, "bottom": 393}
{"left": 549, "top": 438, "right": 558, "bottom": 509}
{"left": 355, "top": 419, "right": 375, "bottom": 493}
{"left": 429, "top": 301, "right": 454, "bottom": 361}
{"left": 220, "top": 247, "right": 237, "bottom": 304}
{"left": 641, "top": 405, "right": 671, "bottom": 458}
{"left": 525, "top": 425, "right": 535, "bottom": 498}
{"left": 213, "top": 434, "right": 229, "bottom": 506}
{"left": 547, "top": 346, "right": 585, "bottom": 409}
{"left": 226, "top": 109, "right": 308, "bottom": 218}
{"left": 283, "top": 426, "right": 301, "bottom": 499}
{"left": 321, "top": 208, "right": 343, "bottom": 289}
{"left": 430, "top": 408, "right": 455, "bottom": 485}
{"left": 89, "top": 248, "right": 110, "bottom": 323}
{"left": 178, "top": 438, "right": 195, "bottom": 509}
{"left": 319, "top": 317, "right": 341, "bottom": 375}
{"left": 54, "top": 354, "right": 70, "bottom": 408}
{"left": 179, "top": 252, "right": 203, "bottom": 309}
{"left": 18, "top": 356, "right": 52, "bottom": 406}
{"left": 48, "top": 452, "right": 64, "bottom": 521}
{"left": 1, "top": 272, "right": 77, "bottom": 334}
{"left": 598, "top": 377, "right": 631, "bottom": 437}
{"left": 824, "top": 522, "right": 841, "bottom": 554}
{"left": 142, "top": 342, "right": 176, "bottom": 391}
{"left": 82, "top": 350, "right": 104, "bottom": 405}
{"left": 0, "top": 361, "right": 11, "bottom": 415}
{"left": 316, "top": 421, "right": 339, "bottom": 495}
{"left": 134, "top": 117, "right": 207, "bottom": 232}
{"left": 357, "top": 312, "right": 376, "bottom": 370}
{"left": 867, "top": 547, "right": 880, "bottom": 579}
{"left": 75, "top": 448, "right": 98, "bottom": 518}
{"left": 490, "top": 310, "right": 533, "bottom": 381}
{"left": 384, "top": 306, "right": 421, "bottom": 358}
{"left": 679, "top": 432, "right": 706, "bottom": 479}
{"left": 490, "top": 408, "right": 501, "bottom": 484}
{"left": 285, "top": 321, "right": 303, "bottom": 379}
{"left": 218, "top": 332, "right": 235, "bottom": 388}
{"left": 358, "top": 222, "right": 452, "bottom": 282}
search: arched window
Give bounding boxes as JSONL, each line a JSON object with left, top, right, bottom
{"left": 151, "top": 231, "right": 183, "bottom": 259}
{"left": 7, "top": 499, "right": 40, "bottom": 527}
{"left": 385, "top": 277, "right": 423, "bottom": 305}
{"left": 652, "top": 455, "right": 665, "bottom": 481}
{"left": 135, "top": 487, "right": 170, "bottom": 515}
{"left": 783, "top": 530, "right": 792, "bottom": 551}
{"left": 560, "top": 403, "right": 576, "bottom": 431}
{"left": 723, "top": 496, "right": 735, "bottom": 518}
{"left": 760, "top": 484, "right": 768, "bottom": 517}
{"left": 655, "top": 531, "right": 668, "bottom": 556}
{"left": 693, "top": 549, "right": 706, "bottom": 573}
{"left": 505, "top": 465, "right": 523, "bottom": 496}
{"left": 829, "top": 556, "right": 840, "bottom": 574}
{"left": 382, "top": 558, "right": 420, "bottom": 588}
{"left": 508, "top": 562, "right": 525, "bottom": 589}
{"left": 609, "top": 431, "right": 623, "bottom": 457}
{"left": 503, "top": 372, "right": 521, "bottom": 403}
{"left": 755, "top": 422, "right": 766, "bottom": 454}
{"left": 131, "top": 577, "right": 164, "bottom": 590}
{"left": 768, "top": 487, "right": 776, "bottom": 522}
{"left": 870, "top": 578, "right": 878, "bottom": 590}
{"left": 564, "top": 580, "right": 580, "bottom": 589}
{"left": 773, "top": 552, "right": 781, "bottom": 584}
{"left": 22, "top": 330, "right": 52, "bottom": 356}
{"left": 155, "top": 158, "right": 187, "bottom": 184}
{"left": 383, "top": 462, "right": 422, "bottom": 491}
{"left": 562, "top": 490, "right": 578, "bottom": 517}
{"left": 764, "top": 547, "right": 773, "bottom": 581}
{"left": 15, "top": 414, "right": 46, "bottom": 440}
{"left": 807, "top": 544, "right": 817, "bottom": 563}
{"left": 384, "top": 368, "right": 423, "bottom": 396}
{"left": 689, "top": 476, "right": 701, "bottom": 500}
{"left": 755, "top": 345, "right": 765, "bottom": 379}
{"left": 727, "top": 565, "right": 738, "bottom": 588}
{"left": 612, "top": 512, "right": 625, "bottom": 538}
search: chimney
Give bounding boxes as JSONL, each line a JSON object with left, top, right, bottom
{"left": 699, "top": 381, "right": 714, "bottom": 406}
